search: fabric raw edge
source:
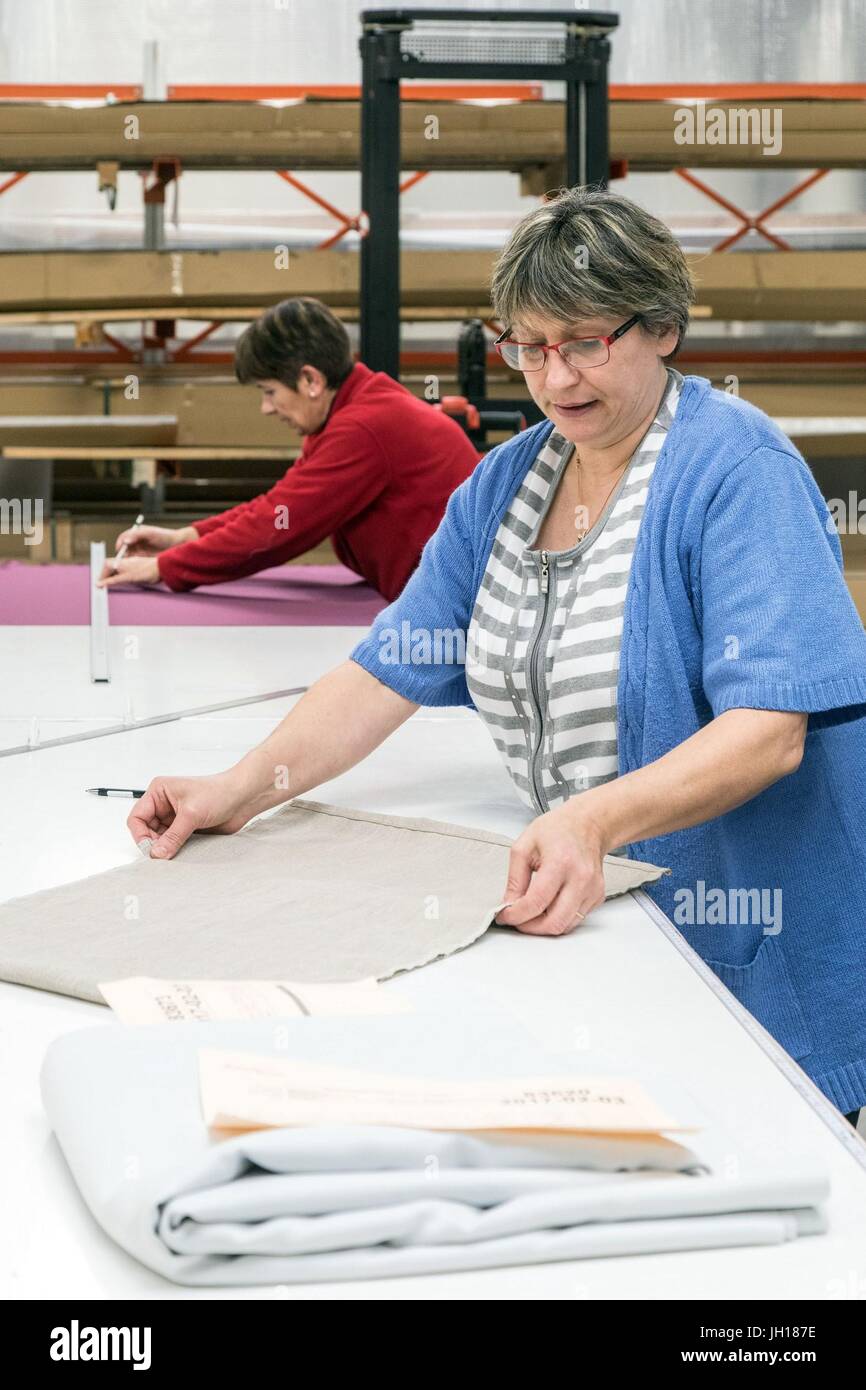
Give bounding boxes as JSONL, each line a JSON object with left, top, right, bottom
{"left": 0, "top": 798, "right": 670, "bottom": 1001}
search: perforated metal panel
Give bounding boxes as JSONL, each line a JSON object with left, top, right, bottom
{"left": 399, "top": 26, "right": 568, "bottom": 66}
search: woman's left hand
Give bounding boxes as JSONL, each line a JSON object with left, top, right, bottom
{"left": 494, "top": 803, "right": 608, "bottom": 936}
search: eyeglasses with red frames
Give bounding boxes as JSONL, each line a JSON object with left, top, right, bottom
{"left": 494, "top": 314, "right": 642, "bottom": 372}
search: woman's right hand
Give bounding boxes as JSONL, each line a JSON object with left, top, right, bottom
{"left": 127, "top": 771, "right": 263, "bottom": 860}
{"left": 113, "top": 524, "right": 197, "bottom": 558}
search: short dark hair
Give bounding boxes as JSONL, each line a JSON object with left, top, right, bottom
{"left": 234, "top": 297, "right": 354, "bottom": 389}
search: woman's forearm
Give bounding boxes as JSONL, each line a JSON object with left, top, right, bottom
{"left": 230, "top": 660, "right": 419, "bottom": 815}
{"left": 573, "top": 708, "right": 807, "bottom": 854}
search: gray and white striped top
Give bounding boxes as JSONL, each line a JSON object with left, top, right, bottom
{"left": 465, "top": 370, "right": 681, "bottom": 814}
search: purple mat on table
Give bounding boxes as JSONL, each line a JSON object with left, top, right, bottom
{"left": 0, "top": 561, "right": 387, "bottom": 626}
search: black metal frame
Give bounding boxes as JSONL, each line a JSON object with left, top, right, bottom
{"left": 359, "top": 7, "right": 619, "bottom": 379}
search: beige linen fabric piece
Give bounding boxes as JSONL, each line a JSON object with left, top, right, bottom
{"left": 0, "top": 799, "right": 668, "bottom": 1004}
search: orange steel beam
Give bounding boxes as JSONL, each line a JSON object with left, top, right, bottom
{"left": 168, "top": 82, "right": 866, "bottom": 103}
{"left": 0, "top": 172, "right": 26, "bottom": 195}
{"left": 2, "top": 348, "right": 866, "bottom": 370}
{"left": 3, "top": 82, "right": 862, "bottom": 105}
{"left": 675, "top": 167, "right": 830, "bottom": 252}
{"left": 276, "top": 170, "right": 362, "bottom": 249}
{"left": 609, "top": 83, "right": 866, "bottom": 100}
{"left": 403, "top": 349, "right": 866, "bottom": 369}
{"left": 99, "top": 329, "right": 137, "bottom": 361}
{"left": 0, "top": 84, "right": 142, "bottom": 100}
{"left": 167, "top": 83, "right": 543, "bottom": 101}
{"left": 676, "top": 169, "right": 791, "bottom": 251}
{"left": 316, "top": 221, "right": 363, "bottom": 250}
{"left": 172, "top": 320, "right": 224, "bottom": 360}
{"left": 711, "top": 167, "right": 830, "bottom": 252}
{"left": 276, "top": 169, "right": 430, "bottom": 251}
{"left": 275, "top": 170, "right": 355, "bottom": 222}
{"left": 399, "top": 170, "right": 430, "bottom": 195}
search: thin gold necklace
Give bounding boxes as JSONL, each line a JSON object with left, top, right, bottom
{"left": 573, "top": 454, "right": 629, "bottom": 542}
{"left": 573, "top": 374, "right": 670, "bottom": 541}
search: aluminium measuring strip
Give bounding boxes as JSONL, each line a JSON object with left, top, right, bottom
{"left": 89, "top": 542, "right": 110, "bottom": 684}
{"left": 634, "top": 888, "right": 866, "bottom": 1171}
{"left": 0, "top": 686, "right": 309, "bottom": 758}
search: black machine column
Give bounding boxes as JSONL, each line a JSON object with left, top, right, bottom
{"left": 359, "top": 8, "right": 619, "bottom": 381}
{"left": 565, "top": 27, "right": 614, "bottom": 187}
{"left": 359, "top": 19, "right": 403, "bottom": 379}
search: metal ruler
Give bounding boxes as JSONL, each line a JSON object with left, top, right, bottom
{"left": 89, "top": 542, "right": 110, "bottom": 684}
{"left": 0, "top": 686, "right": 309, "bottom": 758}
{"left": 634, "top": 888, "right": 866, "bottom": 1171}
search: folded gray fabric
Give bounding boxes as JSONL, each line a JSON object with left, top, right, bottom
{"left": 40, "top": 1011, "right": 828, "bottom": 1286}
{"left": 0, "top": 798, "right": 668, "bottom": 1004}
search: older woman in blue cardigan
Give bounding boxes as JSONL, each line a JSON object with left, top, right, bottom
{"left": 129, "top": 189, "right": 866, "bottom": 1121}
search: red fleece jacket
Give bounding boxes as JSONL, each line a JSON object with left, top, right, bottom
{"left": 158, "top": 363, "right": 481, "bottom": 601}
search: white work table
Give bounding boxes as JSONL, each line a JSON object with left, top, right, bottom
{"left": 1, "top": 624, "right": 865, "bottom": 1302}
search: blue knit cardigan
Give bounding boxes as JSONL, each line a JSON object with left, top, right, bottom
{"left": 351, "top": 375, "right": 866, "bottom": 1112}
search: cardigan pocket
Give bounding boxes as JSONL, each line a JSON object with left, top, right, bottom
{"left": 705, "top": 933, "right": 814, "bottom": 1062}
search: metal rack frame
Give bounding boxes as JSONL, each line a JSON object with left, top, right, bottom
{"left": 359, "top": 8, "right": 619, "bottom": 377}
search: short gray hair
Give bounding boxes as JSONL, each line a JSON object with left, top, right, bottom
{"left": 490, "top": 187, "right": 695, "bottom": 355}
